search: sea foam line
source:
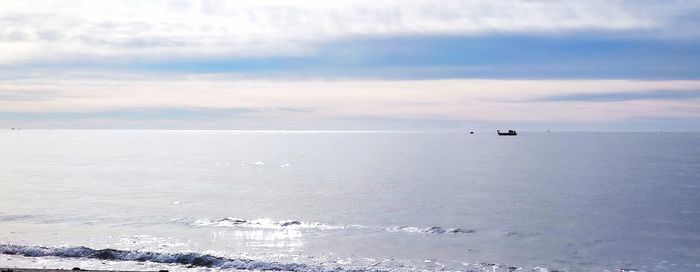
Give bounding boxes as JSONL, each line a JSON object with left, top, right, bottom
{"left": 0, "top": 244, "right": 550, "bottom": 272}
{"left": 178, "top": 217, "right": 476, "bottom": 235}
{"left": 0, "top": 244, "right": 354, "bottom": 271}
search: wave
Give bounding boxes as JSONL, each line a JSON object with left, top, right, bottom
{"left": 1, "top": 244, "right": 573, "bottom": 272}
{"left": 0, "top": 244, "right": 334, "bottom": 271}
{"left": 383, "top": 226, "right": 476, "bottom": 234}
{"left": 178, "top": 217, "right": 476, "bottom": 235}
{"left": 186, "top": 217, "right": 350, "bottom": 230}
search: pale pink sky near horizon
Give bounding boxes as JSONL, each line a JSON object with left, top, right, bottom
{"left": 2, "top": 77, "right": 700, "bottom": 130}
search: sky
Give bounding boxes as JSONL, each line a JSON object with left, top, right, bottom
{"left": 1, "top": 0, "right": 700, "bottom": 131}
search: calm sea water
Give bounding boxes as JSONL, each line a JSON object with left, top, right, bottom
{"left": 0, "top": 130, "right": 699, "bottom": 272}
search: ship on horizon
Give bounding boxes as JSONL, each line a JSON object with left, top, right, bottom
{"left": 497, "top": 130, "right": 517, "bottom": 136}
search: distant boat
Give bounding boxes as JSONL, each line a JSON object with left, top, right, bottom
{"left": 469, "top": 131, "right": 474, "bottom": 135}
{"left": 497, "top": 130, "right": 517, "bottom": 136}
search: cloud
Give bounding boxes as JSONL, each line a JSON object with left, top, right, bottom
{"left": 540, "top": 90, "right": 700, "bottom": 102}
{"left": 0, "top": 89, "right": 69, "bottom": 101}
{"left": 0, "top": 107, "right": 259, "bottom": 120}
{"left": 0, "top": 0, "right": 698, "bottom": 64}
{"left": 1, "top": 77, "right": 699, "bottom": 126}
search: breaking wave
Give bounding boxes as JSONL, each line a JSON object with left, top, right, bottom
{"left": 0, "top": 244, "right": 338, "bottom": 271}
{"left": 176, "top": 217, "right": 476, "bottom": 235}
{"left": 383, "top": 226, "right": 476, "bottom": 234}
{"left": 186, "top": 217, "right": 349, "bottom": 230}
{"left": 0, "top": 244, "right": 578, "bottom": 272}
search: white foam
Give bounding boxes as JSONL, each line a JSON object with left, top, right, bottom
{"left": 189, "top": 217, "right": 347, "bottom": 231}
{"left": 0, "top": 244, "right": 320, "bottom": 271}
{"left": 384, "top": 226, "right": 476, "bottom": 235}
{"left": 2, "top": 243, "right": 539, "bottom": 272}
{"left": 181, "top": 217, "right": 475, "bottom": 236}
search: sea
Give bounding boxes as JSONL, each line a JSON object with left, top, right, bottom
{"left": 0, "top": 130, "right": 699, "bottom": 272}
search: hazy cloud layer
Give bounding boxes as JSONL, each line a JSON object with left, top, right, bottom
{"left": 2, "top": 78, "right": 699, "bottom": 128}
{"left": 541, "top": 90, "right": 700, "bottom": 102}
{"left": 1, "top": 0, "right": 698, "bottom": 64}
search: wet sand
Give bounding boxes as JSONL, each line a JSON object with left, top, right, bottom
{"left": 1, "top": 269, "right": 163, "bottom": 272}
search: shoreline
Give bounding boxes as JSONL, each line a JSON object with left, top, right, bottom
{"left": 1, "top": 269, "right": 165, "bottom": 272}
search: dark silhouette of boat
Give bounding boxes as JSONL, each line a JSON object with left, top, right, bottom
{"left": 497, "top": 130, "right": 517, "bottom": 136}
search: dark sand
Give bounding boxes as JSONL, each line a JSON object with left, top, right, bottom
{"left": 1, "top": 269, "right": 163, "bottom": 272}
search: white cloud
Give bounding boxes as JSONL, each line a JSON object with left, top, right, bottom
{"left": 0, "top": 0, "right": 695, "bottom": 64}
{"left": 1, "top": 77, "right": 699, "bottom": 123}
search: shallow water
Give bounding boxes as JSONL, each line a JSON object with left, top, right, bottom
{"left": 1, "top": 130, "right": 699, "bottom": 271}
